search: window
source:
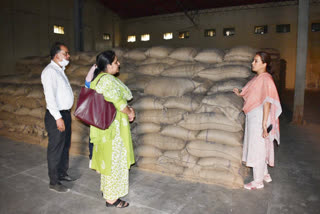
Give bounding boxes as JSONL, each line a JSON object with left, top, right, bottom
{"left": 141, "top": 34, "right": 150, "bottom": 41}
{"left": 53, "top": 25, "right": 64, "bottom": 34}
{"left": 127, "top": 35, "right": 136, "bottom": 43}
{"left": 254, "top": 25, "right": 268, "bottom": 34}
{"left": 103, "top": 33, "right": 110, "bottom": 40}
{"left": 223, "top": 28, "right": 235, "bottom": 37}
{"left": 204, "top": 29, "right": 216, "bottom": 37}
{"left": 311, "top": 23, "right": 320, "bottom": 32}
{"left": 178, "top": 31, "right": 189, "bottom": 39}
{"left": 276, "top": 24, "right": 290, "bottom": 33}
{"left": 163, "top": 32, "right": 173, "bottom": 40}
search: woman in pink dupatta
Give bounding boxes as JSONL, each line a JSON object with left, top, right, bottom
{"left": 233, "top": 51, "right": 282, "bottom": 190}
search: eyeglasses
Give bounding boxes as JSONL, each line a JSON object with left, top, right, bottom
{"left": 60, "top": 51, "right": 70, "bottom": 57}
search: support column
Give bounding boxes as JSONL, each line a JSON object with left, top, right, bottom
{"left": 74, "top": 0, "right": 83, "bottom": 51}
{"left": 292, "top": 0, "right": 309, "bottom": 124}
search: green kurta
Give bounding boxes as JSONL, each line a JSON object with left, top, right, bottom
{"left": 89, "top": 72, "right": 135, "bottom": 176}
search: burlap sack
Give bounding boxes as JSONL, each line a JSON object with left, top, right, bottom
{"left": 163, "top": 95, "right": 201, "bottom": 112}
{"left": 124, "top": 49, "right": 147, "bottom": 61}
{"left": 160, "top": 125, "right": 199, "bottom": 141}
{"left": 136, "top": 109, "right": 186, "bottom": 124}
{"left": 198, "top": 157, "right": 240, "bottom": 169}
{"left": 196, "top": 129, "right": 243, "bottom": 146}
{"left": 145, "top": 46, "right": 173, "bottom": 58}
{"left": 186, "top": 140, "right": 242, "bottom": 162}
{"left": 224, "top": 46, "right": 258, "bottom": 60}
{"left": 161, "top": 64, "right": 206, "bottom": 78}
{"left": 158, "top": 149, "right": 198, "bottom": 168}
{"left": 169, "top": 47, "right": 198, "bottom": 61}
{"left": 140, "top": 57, "right": 178, "bottom": 65}
{"left": 112, "top": 47, "right": 128, "bottom": 58}
{"left": 125, "top": 75, "right": 153, "bottom": 91}
{"left": 131, "top": 96, "right": 165, "bottom": 110}
{"left": 136, "top": 63, "right": 169, "bottom": 76}
{"left": 131, "top": 122, "right": 161, "bottom": 135}
{"left": 72, "top": 65, "right": 91, "bottom": 77}
{"left": 178, "top": 112, "right": 242, "bottom": 132}
{"left": 195, "top": 104, "right": 242, "bottom": 122}
{"left": 197, "top": 65, "right": 251, "bottom": 81}
{"left": 144, "top": 77, "right": 199, "bottom": 97}
{"left": 139, "top": 133, "right": 186, "bottom": 151}
{"left": 208, "top": 79, "right": 247, "bottom": 94}
{"left": 194, "top": 48, "right": 224, "bottom": 63}
{"left": 135, "top": 145, "right": 162, "bottom": 158}
{"left": 138, "top": 162, "right": 184, "bottom": 176}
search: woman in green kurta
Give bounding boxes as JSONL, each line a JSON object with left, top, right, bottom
{"left": 89, "top": 51, "right": 135, "bottom": 208}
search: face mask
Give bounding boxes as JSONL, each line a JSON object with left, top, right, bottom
{"left": 59, "top": 58, "right": 69, "bottom": 67}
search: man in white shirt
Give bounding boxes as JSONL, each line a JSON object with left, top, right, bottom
{"left": 41, "top": 42, "right": 75, "bottom": 193}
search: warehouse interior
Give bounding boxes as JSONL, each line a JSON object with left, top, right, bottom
{"left": 0, "top": 0, "right": 319, "bottom": 213}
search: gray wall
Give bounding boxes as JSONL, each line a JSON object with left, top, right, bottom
{"left": 0, "top": 0, "right": 120, "bottom": 76}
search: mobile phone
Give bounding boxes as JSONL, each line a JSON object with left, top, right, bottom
{"left": 267, "top": 124, "right": 273, "bottom": 133}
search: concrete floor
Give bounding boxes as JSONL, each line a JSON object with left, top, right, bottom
{"left": 1, "top": 91, "right": 320, "bottom": 214}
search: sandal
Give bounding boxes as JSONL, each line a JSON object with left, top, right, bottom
{"left": 244, "top": 181, "right": 264, "bottom": 190}
{"left": 263, "top": 174, "right": 272, "bottom": 183}
{"left": 106, "top": 199, "right": 129, "bottom": 208}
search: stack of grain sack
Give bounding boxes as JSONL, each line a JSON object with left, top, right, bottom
{"left": 0, "top": 46, "right": 280, "bottom": 188}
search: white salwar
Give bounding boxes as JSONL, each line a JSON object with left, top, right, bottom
{"left": 242, "top": 105, "right": 270, "bottom": 182}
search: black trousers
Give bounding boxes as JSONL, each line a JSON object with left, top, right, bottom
{"left": 44, "top": 110, "right": 71, "bottom": 185}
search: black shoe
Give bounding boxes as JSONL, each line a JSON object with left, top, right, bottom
{"left": 59, "top": 175, "right": 76, "bottom": 182}
{"left": 49, "top": 183, "right": 70, "bottom": 193}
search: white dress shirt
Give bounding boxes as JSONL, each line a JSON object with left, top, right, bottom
{"left": 41, "top": 60, "right": 74, "bottom": 120}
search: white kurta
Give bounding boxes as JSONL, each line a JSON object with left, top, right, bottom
{"left": 242, "top": 105, "right": 270, "bottom": 168}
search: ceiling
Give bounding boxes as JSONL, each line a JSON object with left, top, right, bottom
{"left": 100, "top": 0, "right": 295, "bottom": 19}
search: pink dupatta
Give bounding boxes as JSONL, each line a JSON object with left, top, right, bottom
{"left": 240, "top": 72, "right": 282, "bottom": 166}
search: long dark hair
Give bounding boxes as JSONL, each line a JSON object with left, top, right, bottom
{"left": 92, "top": 50, "right": 116, "bottom": 81}
{"left": 256, "top": 51, "right": 272, "bottom": 74}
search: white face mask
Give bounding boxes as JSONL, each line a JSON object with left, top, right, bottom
{"left": 59, "top": 58, "right": 69, "bottom": 67}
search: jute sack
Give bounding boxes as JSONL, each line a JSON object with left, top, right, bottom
{"left": 196, "top": 103, "right": 242, "bottom": 122}
{"left": 214, "top": 61, "right": 251, "bottom": 68}
{"left": 131, "top": 123, "right": 161, "bottom": 135}
{"left": 125, "top": 75, "right": 153, "bottom": 91}
{"left": 178, "top": 112, "right": 242, "bottom": 132}
{"left": 196, "top": 129, "right": 243, "bottom": 146}
{"left": 124, "top": 49, "right": 147, "bottom": 61}
{"left": 158, "top": 149, "right": 198, "bottom": 168}
{"left": 197, "top": 65, "right": 251, "bottom": 81}
{"left": 27, "top": 85, "right": 44, "bottom": 99}
{"left": 144, "top": 77, "right": 199, "bottom": 97}
{"left": 140, "top": 57, "right": 178, "bottom": 65}
{"left": 138, "top": 162, "right": 184, "bottom": 176}
{"left": 136, "top": 63, "right": 169, "bottom": 76}
{"left": 139, "top": 133, "right": 186, "bottom": 151}
{"left": 72, "top": 65, "right": 91, "bottom": 77}
{"left": 208, "top": 79, "right": 247, "bottom": 94}
{"left": 193, "top": 80, "right": 213, "bottom": 94}
{"left": 194, "top": 49, "right": 224, "bottom": 64}
{"left": 183, "top": 167, "right": 243, "bottom": 188}
{"left": 77, "top": 52, "right": 97, "bottom": 65}
{"left": 163, "top": 95, "right": 201, "bottom": 112}
{"left": 224, "top": 55, "right": 253, "bottom": 62}
{"left": 145, "top": 46, "right": 173, "bottom": 58}
{"left": 15, "top": 107, "right": 45, "bottom": 119}
{"left": 161, "top": 64, "right": 206, "bottom": 78}
{"left": 112, "top": 47, "right": 128, "bottom": 58}
{"left": 135, "top": 145, "right": 162, "bottom": 158}
{"left": 137, "top": 157, "right": 158, "bottom": 166}
{"left": 169, "top": 47, "right": 198, "bottom": 62}
{"left": 131, "top": 96, "right": 165, "bottom": 110}
{"left": 136, "top": 109, "right": 186, "bottom": 124}
{"left": 198, "top": 157, "right": 241, "bottom": 169}
{"left": 201, "top": 92, "right": 243, "bottom": 121}
{"left": 224, "top": 46, "right": 258, "bottom": 60}
{"left": 186, "top": 140, "right": 242, "bottom": 162}
{"left": 0, "top": 104, "right": 17, "bottom": 113}
{"left": 69, "top": 76, "right": 84, "bottom": 86}
{"left": 201, "top": 92, "right": 243, "bottom": 111}
{"left": 160, "top": 125, "right": 199, "bottom": 141}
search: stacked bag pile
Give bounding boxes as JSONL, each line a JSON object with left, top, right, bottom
{"left": 0, "top": 46, "right": 280, "bottom": 188}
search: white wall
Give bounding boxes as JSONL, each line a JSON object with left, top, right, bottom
{"left": 120, "top": 1, "right": 320, "bottom": 89}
